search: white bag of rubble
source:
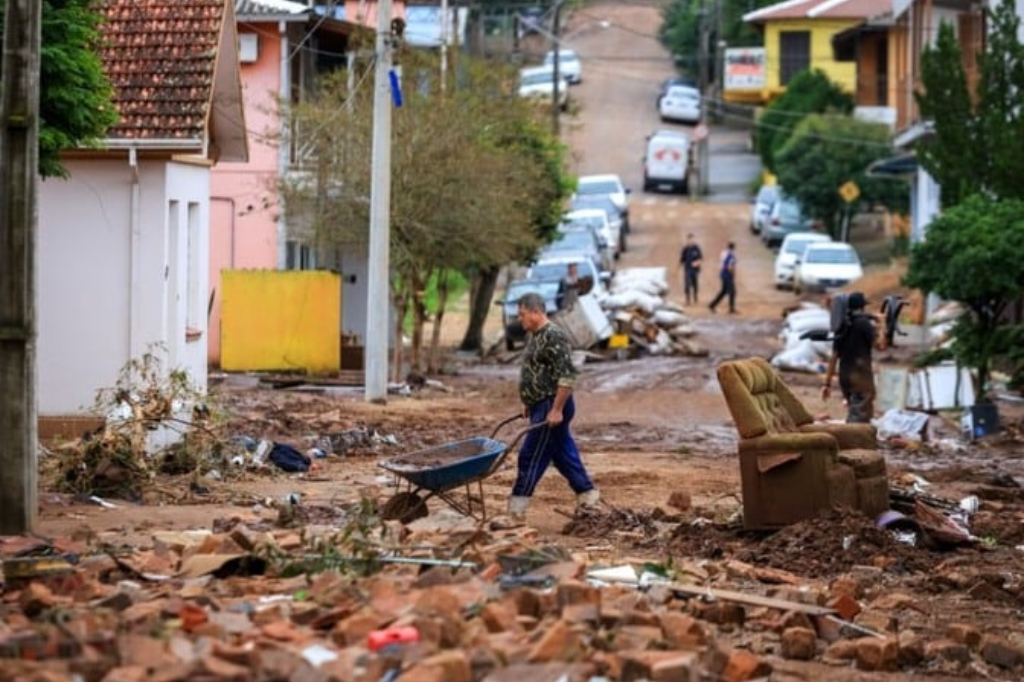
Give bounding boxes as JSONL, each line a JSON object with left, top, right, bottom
{"left": 602, "top": 289, "right": 662, "bottom": 314}
{"left": 771, "top": 338, "right": 825, "bottom": 374}
{"left": 652, "top": 308, "right": 688, "bottom": 328}
{"left": 611, "top": 267, "right": 669, "bottom": 297}
{"left": 782, "top": 307, "right": 830, "bottom": 334}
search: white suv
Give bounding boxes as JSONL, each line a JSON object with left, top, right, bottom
{"left": 575, "top": 173, "right": 631, "bottom": 232}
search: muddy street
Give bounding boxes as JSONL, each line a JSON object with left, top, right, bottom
{"left": 14, "top": 3, "right": 1024, "bottom": 682}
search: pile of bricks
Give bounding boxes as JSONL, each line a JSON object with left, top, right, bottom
{"left": 1, "top": 510, "right": 1022, "bottom": 682}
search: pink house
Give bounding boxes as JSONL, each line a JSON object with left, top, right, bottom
{"left": 209, "top": 0, "right": 414, "bottom": 367}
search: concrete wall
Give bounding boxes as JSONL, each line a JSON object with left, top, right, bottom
{"left": 38, "top": 157, "right": 211, "bottom": 415}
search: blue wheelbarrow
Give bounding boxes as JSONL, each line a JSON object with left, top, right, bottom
{"left": 378, "top": 415, "right": 541, "bottom": 523}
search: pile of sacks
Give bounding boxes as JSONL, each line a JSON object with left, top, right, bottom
{"left": 772, "top": 302, "right": 833, "bottom": 373}
{"left": 601, "top": 267, "right": 706, "bottom": 356}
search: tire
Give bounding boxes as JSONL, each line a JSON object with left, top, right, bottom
{"left": 681, "top": 176, "right": 689, "bottom": 195}
{"left": 380, "top": 492, "right": 429, "bottom": 524}
{"left": 505, "top": 335, "right": 515, "bottom": 352}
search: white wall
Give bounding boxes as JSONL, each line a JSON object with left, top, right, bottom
{"left": 38, "top": 157, "right": 210, "bottom": 416}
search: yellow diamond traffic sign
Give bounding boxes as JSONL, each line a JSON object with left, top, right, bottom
{"left": 839, "top": 181, "right": 860, "bottom": 204}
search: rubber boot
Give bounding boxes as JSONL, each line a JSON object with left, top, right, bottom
{"left": 576, "top": 488, "right": 601, "bottom": 510}
{"left": 507, "top": 495, "right": 531, "bottom": 520}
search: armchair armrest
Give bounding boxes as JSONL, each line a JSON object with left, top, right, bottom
{"left": 738, "top": 431, "right": 838, "bottom": 473}
{"left": 799, "top": 422, "right": 876, "bottom": 449}
{"left": 738, "top": 431, "right": 838, "bottom": 454}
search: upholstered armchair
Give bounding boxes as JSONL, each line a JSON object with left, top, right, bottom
{"left": 716, "top": 357, "right": 889, "bottom": 529}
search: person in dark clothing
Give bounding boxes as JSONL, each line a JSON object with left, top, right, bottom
{"left": 679, "top": 233, "right": 703, "bottom": 305}
{"left": 507, "top": 292, "right": 600, "bottom": 520}
{"left": 708, "top": 241, "right": 737, "bottom": 314}
{"left": 821, "top": 291, "right": 885, "bottom": 423}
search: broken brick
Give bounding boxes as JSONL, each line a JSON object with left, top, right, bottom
{"left": 855, "top": 636, "right": 899, "bottom": 671}
{"left": 780, "top": 627, "right": 817, "bottom": 660}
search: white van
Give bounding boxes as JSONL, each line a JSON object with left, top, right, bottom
{"left": 643, "top": 130, "right": 690, "bottom": 194}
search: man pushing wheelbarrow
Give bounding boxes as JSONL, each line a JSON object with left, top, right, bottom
{"left": 507, "top": 292, "right": 601, "bottom": 522}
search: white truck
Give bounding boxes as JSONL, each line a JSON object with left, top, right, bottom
{"left": 642, "top": 130, "right": 691, "bottom": 194}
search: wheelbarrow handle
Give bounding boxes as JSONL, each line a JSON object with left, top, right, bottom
{"left": 489, "top": 413, "right": 526, "bottom": 440}
{"left": 484, "top": 421, "right": 547, "bottom": 477}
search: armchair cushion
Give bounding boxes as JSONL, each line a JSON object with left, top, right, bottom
{"left": 717, "top": 357, "right": 814, "bottom": 440}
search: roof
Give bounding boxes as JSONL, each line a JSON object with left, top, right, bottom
{"left": 99, "top": 0, "right": 241, "bottom": 149}
{"left": 744, "top": 0, "right": 891, "bottom": 23}
{"left": 235, "top": 0, "right": 311, "bottom": 20}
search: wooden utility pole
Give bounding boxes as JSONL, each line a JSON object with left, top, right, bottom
{"left": 0, "top": 0, "right": 42, "bottom": 533}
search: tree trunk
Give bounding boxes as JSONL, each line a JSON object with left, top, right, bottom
{"left": 459, "top": 266, "right": 500, "bottom": 352}
{"left": 428, "top": 270, "right": 450, "bottom": 373}
{"left": 391, "top": 286, "right": 409, "bottom": 383}
{"left": 410, "top": 271, "right": 427, "bottom": 373}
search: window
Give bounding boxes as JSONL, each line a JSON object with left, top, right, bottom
{"left": 779, "top": 31, "right": 810, "bottom": 85}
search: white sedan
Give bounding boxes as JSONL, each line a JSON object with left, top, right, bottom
{"left": 774, "top": 232, "right": 832, "bottom": 289}
{"left": 658, "top": 85, "right": 701, "bottom": 124}
{"left": 793, "top": 242, "right": 864, "bottom": 295}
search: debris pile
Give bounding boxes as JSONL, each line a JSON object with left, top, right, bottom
{"left": 601, "top": 267, "right": 707, "bottom": 358}
{"left": 3, "top": 497, "right": 1024, "bottom": 682}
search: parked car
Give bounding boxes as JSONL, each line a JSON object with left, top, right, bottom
{"left": 560, "top": 209, "right": 615, "bottom": 267}
{"left": 750, "top": 184, "right": 779, "bottom": 234}
{"left": 527, "top": 254, "right": 608, "bottom": 300}
{"left": 518, "top": 66, "right": 569, "bottom": 110}
{"left": 543, "top": 49, "right": 582, "bottom": 85}
{"left": 498, "top": 277, "right": 563, "bottom": 350}
{"left": 761, "top": 194, "right": 820, "bottom": 248}
{"left": 643, "top": 129, "right": 690, "bottom": 194}
{"left": 793, "top": 242, "right": 864, "bottom": 295}
{"left": 656, "top": 76, "right": 698, "bottom": 106}
{"left": 575, "top": 173, "right": 631, "bottom": 232}
{"left": 570, "top": 193, "right": 626, "bottom": 255}
{"left": 539, "top": 225, "right": 608, "bottom": 278}
{"left": 658, "top": 85, "right": 701, "bottom": 124}
{"left": 773, "top": 232, "right": 832, "bottom": 289}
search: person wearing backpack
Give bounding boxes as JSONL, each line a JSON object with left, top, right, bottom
{"left": 821, "top": 292, "right": 885, "bottom": 423}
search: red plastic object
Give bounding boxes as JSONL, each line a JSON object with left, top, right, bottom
{"left": 367, "top": 626, "right": 420, "bottom": 652}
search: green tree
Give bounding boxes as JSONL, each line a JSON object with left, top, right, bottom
{"left": 0, "top": 0, "right": 118, "bottom": 178}
{"left": 916, "top": 0, "right": 1024, "bottom": 207}
{"left": 755, "top": 69, "right": 852, "bottom": 173}
{"left": 903, "top": 195, "right": 1024, "bottom": 394}
{"left": 659, "top": 0, "right": 769, "bottom": 80}
{"left": 775, "top": 114, "right": 907, "bottom": 238}
{"left": 282, "top": 51, "right": 571, "bottom": 373}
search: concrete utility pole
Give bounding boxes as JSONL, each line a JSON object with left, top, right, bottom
{"left": 551, "top": 0, "right": 564, "bottom": 136}
{"left": 0, "top": 0, "right": 41, "bottom": 533}
{"left": 440, "top": 0, "right": 448, "bottom": 91}
{"left": 365, "top": 0, "right": 393, "bottom": 403}
{"left": 697, "top": 0, "right": 710, "bottom": 196}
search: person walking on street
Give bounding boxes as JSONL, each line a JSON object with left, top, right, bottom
{"left": 821, "top": 291, "right": 885, "bottom": 423}
{"left": 507, "top": 292, "right": 600, "bottom": 520}
{"left": 560, "top": 262, "right": 581, "bottom": 311}
{"left": 679, "top": 233, "right": 703, "bottom": 305}
{"left": 708, "top": 241, "right": 737, "bottom": 314}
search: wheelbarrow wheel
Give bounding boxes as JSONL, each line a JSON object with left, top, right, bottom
{"left": 380, "top": 492, "right": 428, "bottom": 524}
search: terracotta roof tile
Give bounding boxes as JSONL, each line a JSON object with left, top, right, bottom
{"left": 745, "top": 0, "right": 890, "bottom": 22}
{"left": 99, "top": 0, "right": 226, "bottom": 141}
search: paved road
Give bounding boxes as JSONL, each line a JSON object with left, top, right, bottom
{"left": 558, "top": 1, "right": 798, "bottom": 325}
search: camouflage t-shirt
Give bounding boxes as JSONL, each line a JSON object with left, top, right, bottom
{"left": 519, "top": 322, "right": 577, "bottom": 407}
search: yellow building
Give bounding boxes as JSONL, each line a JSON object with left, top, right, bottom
{"left": 741, "top": 0, "right": 892, "bottom": 103}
